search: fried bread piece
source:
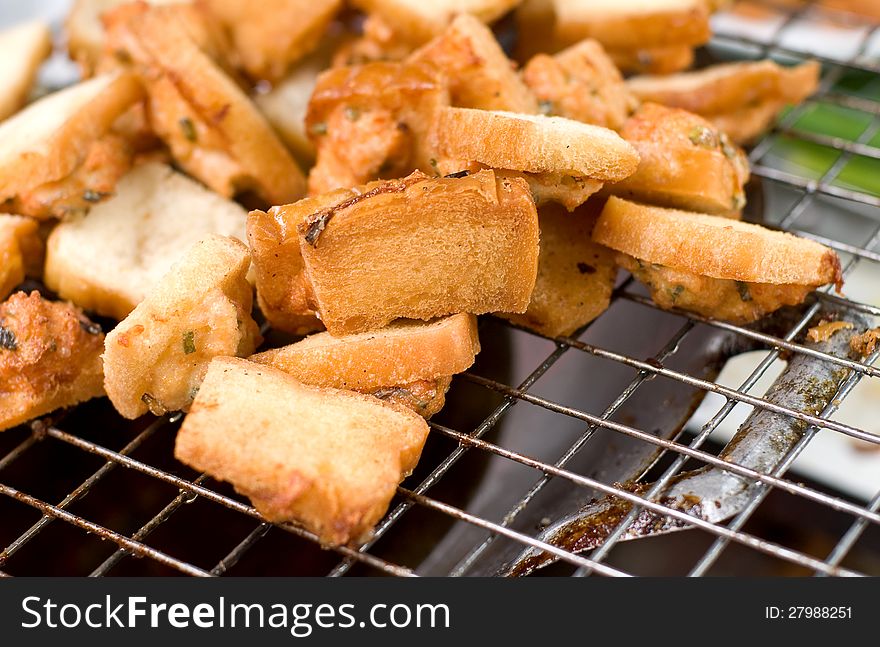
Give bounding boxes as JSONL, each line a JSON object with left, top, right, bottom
{"left": 0, "top": 215, "right": 43, "bottom": 300}
{"left": 0, "top": 21, "right": 53, "bottom": 121}
{"left": 0, "top": 291, "right": 105, "bottom": 432}
{"left": 349, "top": 0, "right": 521, "bottom": 45}
{"left": 607, "top": 103, "right": 750, "bottom": 217}
{"left": 104, "top": 1, "right": 305, "bottom": 205}
{"left": 522, "top": 39, "right": 636, "bottom": 130}
{"left": 502, "top": 203, "right": 617, "bottom": 338}
{"left": 627, "top": 60, "right": 821, "bottom": 143}
{"left": 45, "top": 162, "right": 248, "bottom": 320}
{"left": 553, "top": 0, "right": 712, "bottom": 51}
{"left": 67, "top": 0, "right": 191, "bottom": 76}
{"left": 247, "top": 199, "right": 329, "bottom": 335}
{"left": 0, "top": 72, "right": 143, "bottom": 219}
{"left": 409, "top": 14, "right": 538, "bottom": 114}
{"left": 431, "top": 108, "right": 639, "bottom": 210}
{"left": 103, "top": 235, "right": 261, "bottom": 419}
{"left": 306, "top": 61, "right": 448, "bottom": 194}
{"left": 297, "top": 170, "right": 539, "bottom": 335}
{"left": 251, "top": 313, "right": 479, "bottom": 391}
{"left": 593, "top": 197, "right": 842, "bottom": 323}
{"left": 198, "top": 0, "right": 342, "bottom": 82}
{"left": 174, "top": 356, "right": 430, "bottom": 545}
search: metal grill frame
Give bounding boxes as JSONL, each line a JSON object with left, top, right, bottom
{"left": 2, "top": 0, "right": 880, "bottom": 578}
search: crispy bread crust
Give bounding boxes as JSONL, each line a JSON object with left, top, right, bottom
{"left": 554, "top": 0, "right": 711, "bottom": 50}
{"left": 0, "top": 291, "right": 105, "bottom": 432}
{"left": 409, "top": 14, "right": 538, "bottom": 114}
{"left": 432, "top": 107, "right": 639, "bottom": 181}
{"left": 593, "top": 196, "right": 843, "bottom": 287}
{"left": 251, "top": 313, "right": 480, "bottom": 390}
{"left": 627, "top": 60, "right": 821, "bottom": 117}
{"left": 297, "top": 170, "right": 540, "bottom": 335}
{"left": 105, "top": 1, "right": 305, "bottom": 204}
{"left": 0, "top": 72, "right": 143, "bottom": 204}
{"left": 174, "top": 356, "right": 429, "bottom": 545}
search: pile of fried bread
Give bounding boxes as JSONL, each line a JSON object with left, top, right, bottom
{"left": 0, "top": 0, "right": 844, "bottom": 547}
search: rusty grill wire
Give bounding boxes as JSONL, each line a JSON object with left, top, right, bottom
{"left": 2, "top": 0, "right": 880, "bottom": 577}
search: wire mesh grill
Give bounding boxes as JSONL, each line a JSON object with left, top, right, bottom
{"left": 2, "top": 0, "right": 880, "bottom": 577}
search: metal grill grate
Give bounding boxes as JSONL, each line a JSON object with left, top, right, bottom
{"left": 2, "top": 0, "right": 880, "bottom": 577}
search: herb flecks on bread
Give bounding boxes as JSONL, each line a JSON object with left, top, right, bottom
{"left": 103, "top": 235, "right": 261, "bottom": 419}
{"left": 593, "top": 197, "right": 843, "bottom": 322}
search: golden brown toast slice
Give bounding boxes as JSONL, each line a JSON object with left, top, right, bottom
{"left": 627, "top": 60, "right": 820, "bottom": 118}
{"left": 0, "top": 72, "right": 143, "bottom": 219}
{"left": 409, "top": 13, "right": 538, "bottom": 114}
{"left": 607, "top": 103, "right": 750, "bottom": 217}
{"left": 432, "top": 108, "right": 639, "bottom": 182}
{"left": 104, "top": 1, "right": 305, "bottom": 205}
{"left": 0, "top": 291, "right": 105, "bottom": 432}
{"left": 198, "top": 0, "right": 342, "bottom": 82}
{"left": 45, "top": 162, "right": 249, "bottom": 320}
{"left": 432, "top": 108, "right": 639, "bottom": 210}
{"left": 502, "top": 202, "right": 617, "bottom": 338}
{"left": 174, "top": 356, "right": 430, "bottom": 545}
{"left": 594, "top": 197, "right": 843, "bottom": 323}
{"left": 553, "top": 0, "right": 712, "bottom": 51}
{"left": 103, "top": 235, "right": 261, "bottom": 419}
{"left": 251, "top": 313, "right": 479, "bottom": 391}
{"left": 593, "top": 196, "right": 842, "bottom": 287}
{"left": 297, "top": 170, "right": 539, "bottom": 335}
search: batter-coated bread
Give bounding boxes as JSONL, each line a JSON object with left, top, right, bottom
{"left": 503, "top": 202, "right": 617, "bottom": 338}
{"left": 594, "top": 197, "right": 841, "bottom": 287}
{"left": 0, "top": 72, "right": 143, "bottom": 219}
{"left": 522, "top": 38, "right": 636, "bottom": 130}
{"left": 0, "top": 291, "right": 105, "bottom": 432}
{"left": 103, "top": 235, "right": 260, "bottom": 419}
{"left": 104, "top": 1, "right": 305, "bottom": 205}
{"left": 174, "top": 356, "right": 430, "bottom": 545}
{"left": 250, "top": 313, "right": 479, "bottom": 391}
{"left": 607, "top": 103, "right": 750, "bottom": 217}
{"left": 409, "top": 14, "right": 538, "bottom": 114}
